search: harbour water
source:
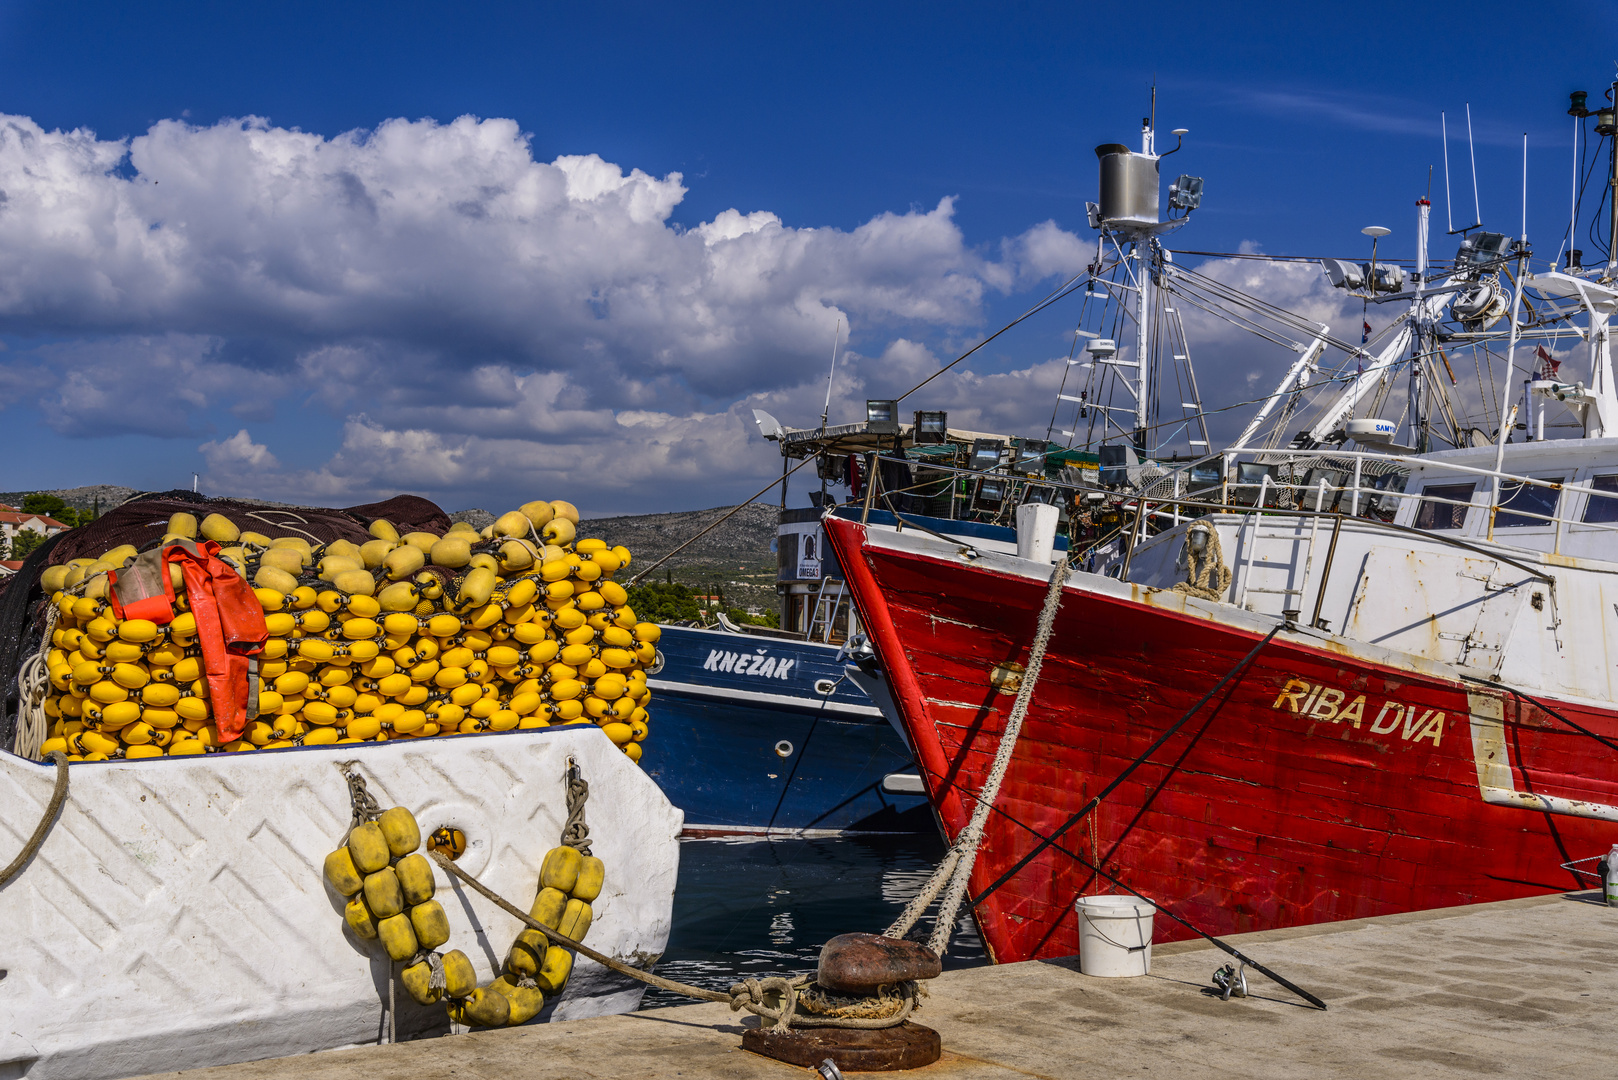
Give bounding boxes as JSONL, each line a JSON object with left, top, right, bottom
{"left": 643, "top": 833, "right": 985, "bottom": 1007}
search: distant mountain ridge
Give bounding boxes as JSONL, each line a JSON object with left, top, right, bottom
{"left": 0, "top": 485, "right": 142, "bottom": 512}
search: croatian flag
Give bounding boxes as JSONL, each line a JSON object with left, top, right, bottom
{"left": 1361, "top": 320, "right": 1371, "bottom": 344}
{"left": 1535, "top": 344, "right": 1561, "bottom": 380}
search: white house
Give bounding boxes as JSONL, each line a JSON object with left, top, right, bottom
{"left": 0, "top": 502, "right": 70, "bottom": 550}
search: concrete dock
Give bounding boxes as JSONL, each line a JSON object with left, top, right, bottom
{"left": 136, "top": 892, "right": 1614, "bottom": 1079}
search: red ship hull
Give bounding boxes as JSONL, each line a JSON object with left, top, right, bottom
{"left": 825, "top": 514, "right": 1618, "bottom": 964}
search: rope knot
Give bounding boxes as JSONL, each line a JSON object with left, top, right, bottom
{"left": 1172, "top": 521, "right": 1232, "bottom": 601}
{"left": 561, "top": 758, "right": 592, "bottom": 855}
{"left": 344, "top": 770, "right": 381, "bottom": 834}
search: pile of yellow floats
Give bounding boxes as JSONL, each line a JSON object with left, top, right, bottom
{"left": 323, "top": 803, "right": 603, "bottom": 1026}
{"left": 35, "top": 499, "right": 660, "bottom": 763}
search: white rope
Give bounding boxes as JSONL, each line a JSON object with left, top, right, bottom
{"left": 886, "top": 551, "right": 1074, "bottom": 955}
{"left": 14, "top": 602, "right": 59, "bottom": 761}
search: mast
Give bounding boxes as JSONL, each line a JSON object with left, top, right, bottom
{"left": 1412, "top": 197, "right": 1432, "bottom": 451}
{"left": 1134, "top": 116, "right": 1153, "bottom": 454}
{"left": 1082, "top": 92, "right": 1203, "bottom": 461}
{"left": 1609, "top": 78, "right": 1618, "bottom": 273}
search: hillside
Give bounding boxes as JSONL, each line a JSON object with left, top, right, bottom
{"left": 579, "top": 504, "right": 779, "bottom": 615}
{"left": 0, "top": 485, "right": 142, "bottom": 513}
{"left": 454, "top": 503, "right": 780, "bottom": 614}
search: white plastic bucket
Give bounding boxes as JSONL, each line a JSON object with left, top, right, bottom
{"left": 1075, "top": 894, "right": 1155, "bottom": 977}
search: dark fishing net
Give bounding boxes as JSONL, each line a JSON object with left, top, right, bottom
{"left": 40, "top": 491, "right": 450, "bottom": 564}
{"left": 0, "top": 492, "right": 453, "bottom": 750}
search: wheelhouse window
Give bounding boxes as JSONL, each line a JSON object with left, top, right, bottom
{"left": 1496, "top": 477, "right": 1563, "bottom": 528}
{"left": 1582, "top": 475, "right": 1618, "bottom": 524}
{"left": 1414, "top": 483, "right": 1476, "bottom": 530}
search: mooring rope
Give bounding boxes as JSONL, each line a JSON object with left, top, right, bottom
{"left": 886, "top": 550, "right": 1075, "bottom": 955}
{"left": 560, "top": 759, "right": 593, "bottom": 856}
{"left": 427, "top": 849, "right": 915, "bottom": 1031}
{"left": 12, "top": 602, "right": 59, "bottom": 762}
{"left": 0, "top": 751, "right": 69, "bottom": 889}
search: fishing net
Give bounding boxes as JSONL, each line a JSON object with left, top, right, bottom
{"left": 0, "top": 492, "right": 452, "bottom": 749}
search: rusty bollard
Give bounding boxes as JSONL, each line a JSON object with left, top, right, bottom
{"left": 742, "top": 934, "right": 944, "bottom": 1072}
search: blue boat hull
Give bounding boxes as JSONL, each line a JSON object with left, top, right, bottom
{"left": 641, "top": 625, "right": 929, "bottom": 834}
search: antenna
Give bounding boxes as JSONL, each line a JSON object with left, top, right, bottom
{"left": 1466, "top": 103, "right": 1481, "bottom": 229}
{"left": 819, "top": 317, "right": 842, "bottom": 431}
{"left": 1520, "top": 133, "right": 1528, "bottom": 242}
{"left": 1442, "top": 112, "right": 1454, "bottom": 233}
{"left": 1571, "top": 111, "right": 1580, "bottom": 265}
{"left": 1142, "top": 84, "right": 1157, "bottom": 154}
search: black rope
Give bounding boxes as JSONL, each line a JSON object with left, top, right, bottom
{"left": 897, "top": 270, "right": 1090, "bottom": 404}
{"left": 967, "top": 623, "right": 1284, "bottom": 910}
{"left": 1461, "top": 676, "right": 1618, "bottom": 756}
{"left": 977, "top": 793, "right": 1327, "bottom": 1010}
{"left": 763, "top": 673, "right": 846, "bottom": 831}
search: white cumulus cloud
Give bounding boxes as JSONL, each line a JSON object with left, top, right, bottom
{"left": 0, "top": 109, "right": 1391, "bottom": 512}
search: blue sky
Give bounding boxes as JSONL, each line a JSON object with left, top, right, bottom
{"left": 0, "top": 1, "right": 1612, "bottom": 514}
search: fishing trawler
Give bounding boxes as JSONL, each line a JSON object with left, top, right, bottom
{"left": 801, "top": 85, "right": 1618, "bottom": 964}
{"left": 639, "top": 621, "right": 928, "bottom": 835}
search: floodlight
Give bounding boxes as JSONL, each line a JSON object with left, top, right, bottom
{"left": 913, "top": 410, "right": 948, "bottom": 445}
{"left": 970, "top": 439, "right": 1004, "bottom": 473}
{"left": 865, "top": 399, "right": 899, "bottom": 435}
{"left": 1168, "top": 174, "right": 1203, "bottom": 212}
{"left": 1321, "top": 259, "right": 1365, "bottom": 291}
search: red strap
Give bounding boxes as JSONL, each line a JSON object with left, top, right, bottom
{"left": 164, "top": 541, "right": 268, "bottom": 742}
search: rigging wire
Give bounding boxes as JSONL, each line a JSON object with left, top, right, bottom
{"left": 896, "top": 269, "right": 1090, "bottom": 405}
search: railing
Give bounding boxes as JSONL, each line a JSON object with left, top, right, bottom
{"left": 1213, "top": 444, "right": 1618, "bottom": 557}
{"left": 841, "top": 443, "right": 1618, "bottom": 585}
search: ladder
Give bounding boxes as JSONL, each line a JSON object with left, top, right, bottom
{"left": 806, "top": 577, "right": 847, "bottom": 643}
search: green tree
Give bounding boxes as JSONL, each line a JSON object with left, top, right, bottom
{"left": 726, "top": 607, "right": 780, "bottom": 628}
{"left": 21, "top": 493, "right": 77, "bottom": 528}
{"left": 11, "top": 529, "right": 47, "bottom": 559}
{"left": 626, "top": 581, "right": 702, "bottom": 623}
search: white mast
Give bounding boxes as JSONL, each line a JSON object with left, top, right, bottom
{"left": 1086, "top": 90, "right": 1201, "bottom": 458}
{"left": 1134, "top": 118, "right": 1153, "bottom": 452}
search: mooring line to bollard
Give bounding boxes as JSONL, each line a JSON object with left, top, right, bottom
{"left": 429, "top": 849, "right": 732, "bottom": 1003}
{"left": 429, "top": 850, "right": 917, "bottom": 1029}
